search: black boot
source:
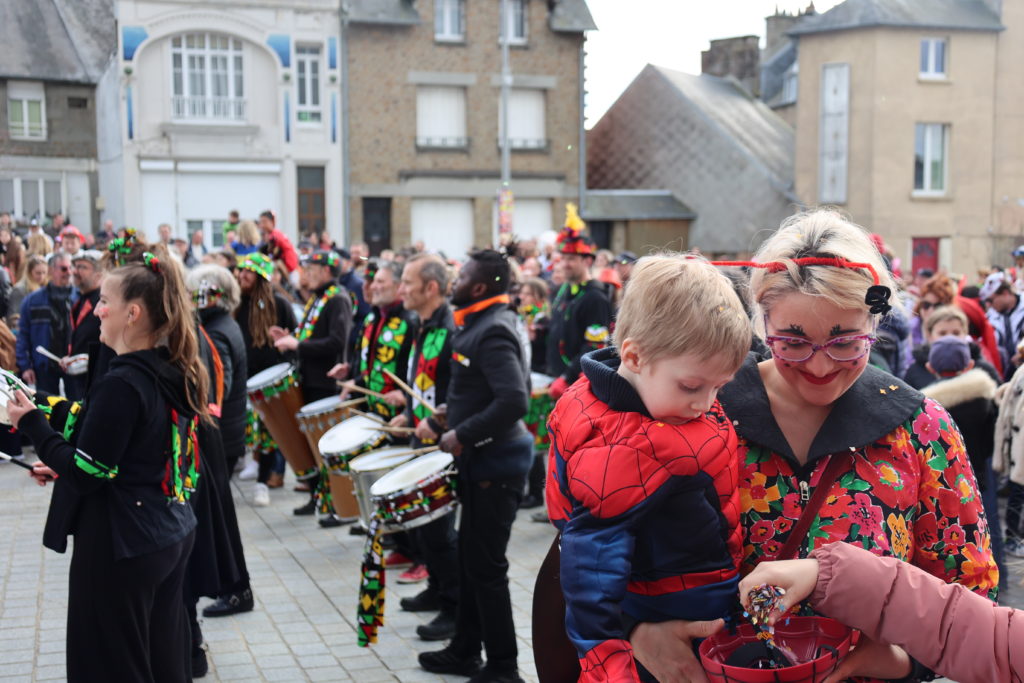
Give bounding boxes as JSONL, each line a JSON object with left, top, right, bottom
{"left": 202, "top": 587, "right": 255, "bottom": 617}
{"left": 416, "top": 611, "right": 456, "bottom": 641}
{"left": 293, "top": 498, "right": 317, "bottom": 516}
{"left": 400, "top": 586, "right": 441, "bottom": 612}
{"left": 419, "top": 646, "right": 483, "bottom": 676}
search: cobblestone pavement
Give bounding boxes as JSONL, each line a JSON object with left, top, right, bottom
{"left": 1, "top": 456, "right": 1021, "bottom": 682}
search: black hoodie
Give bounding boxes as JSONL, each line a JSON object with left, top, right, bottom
{"left": 20, "top": 348, "right": 198, "bottom": 560}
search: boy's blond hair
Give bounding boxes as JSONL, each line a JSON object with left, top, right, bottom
{"left": 613, "top": 254, "right": 751, "bottom": 368}
{"left": 924, "top": 305, "right": 968, "bottom": 337}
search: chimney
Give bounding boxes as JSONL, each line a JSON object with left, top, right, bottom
{"left": 702, "top": 35, "right": 761, "bottom": 97}
{"left": 764, "top": 4, "right": 817, "bottom": 59}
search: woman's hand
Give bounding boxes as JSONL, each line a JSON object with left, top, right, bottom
{"left": 630, "top": 618, "right": 725, "bottom": 683}
{"left": 738, "top": 558, "right": 819, "bottom": 625}
{"left": 29, "top": 462, "right": 57, "bottom": 487}
{"left": 6, "top": 389, "right": 36, "bottom": 430}
{"left": 822, "top": 635, "right": 911, "bottom": 683}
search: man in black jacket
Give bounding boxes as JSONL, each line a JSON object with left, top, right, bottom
{"left": 64, "top": 250, "right": 104, "bottom": 400}
{"left": 419, "top": 250, "right": 531, "bottom": 683}
{"left": 271, "top": 250, "right": 352, "bottom": 521}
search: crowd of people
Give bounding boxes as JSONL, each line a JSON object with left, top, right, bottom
{"left": 0, "top": 204, "right": 1022, "bottom": 683}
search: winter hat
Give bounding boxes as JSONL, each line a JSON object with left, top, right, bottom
{"left": 929, "top": 336, "right": 971, "bottom": 376}
{"left": 238, "top": 252, "right": 274, "bottom": 282}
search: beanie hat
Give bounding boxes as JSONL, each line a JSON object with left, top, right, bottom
{"left": 928, "top": 336, "right": 971, "bottom": 376}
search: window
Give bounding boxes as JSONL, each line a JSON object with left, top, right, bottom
{"left": 416, "top": 86, "right": 468, "bottom": 149}
{"left": 818, "top": 63, "right": 849, "bottom": 204}
{"left": 171, "top": 33, "right": 245, "bottom": 121}
{"left": 914, "top": 123, "right": 949, "bottom": 195}
{"left": 297, "top": 166, "right": 326, "bottom": 236}
{"left": 435, "top": 0, "right": 465, "bottom": 42}
{"left": 7, "top": 81, "right": 46, "bottom": 140}
{"left": 501, "top": 0, "right": 527, "bottom": 45}
{"left": 499, "top": 88, "right": 546, "bottom": 150}
{"left": 781, "top": 62, "right": 798, "bottom": 104}
{"left": 0, "top": 177, "right": 63, "bottom": 222}
{"left": 920, "top": 38, "right": 947, "bottom": 79}
{"left": 296, "top": 45, "right": 322, "bottom": 123}
{"left": 412, "top": 199, "right": 474, "bottom": 256}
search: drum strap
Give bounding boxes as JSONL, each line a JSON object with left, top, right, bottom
{"left": 199, "top": 326, "right": 225, "bottom": 418}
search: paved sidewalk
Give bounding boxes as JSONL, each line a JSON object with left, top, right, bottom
{"left": 2, "top": 455, "right": 1022, "bottom": 682}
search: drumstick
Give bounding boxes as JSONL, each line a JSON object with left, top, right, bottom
{"left": 376, "top": 445, "right": 439, "bottom": 459}
{"left": 350, "top": 407, "right": 387, "bottom": 423}
{"left": 0, "top": 451, "right": 34, "bottom": 471}
{"left": 346, "top": 384, "right": 392, "bottom": 401}
{"left": 383, "top": 369, "right": 437, "bottom": 415}
{"left": 35, "top": 346, "right": 63, "bottom": 364}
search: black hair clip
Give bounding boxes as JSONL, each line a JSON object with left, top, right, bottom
{"left": 865, "top": 285, "right": 892, "bottom": 315}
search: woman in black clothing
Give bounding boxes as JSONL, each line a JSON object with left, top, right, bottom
{"left": 8, "top": 246, "right": 210, "bottom": 683}
{"left": 234, "top": 253, "right": 297, "bottom": 504}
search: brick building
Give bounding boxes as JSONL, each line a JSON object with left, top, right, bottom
{"left": 0, "top": 0, "right": 115, "bottom": 234}
{"left": 344, "top": 0, "right": 594, "bottom": 256}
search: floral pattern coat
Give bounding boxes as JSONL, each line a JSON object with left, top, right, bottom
{"left": 719, "top": 356, "right": 998, "bottom": 601}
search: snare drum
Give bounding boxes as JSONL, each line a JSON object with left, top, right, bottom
{"left": 347, "top": 447, "right": 419, "bottom": 527}
{"left": 0, "top": 370, "right": 34, "bottom": 426}
{"left": 318, "top": 415, "right": 389, "bottom": 474}
{"left": 246, "top": 363, "right": 317, "bottom": 480}
{"left": 297, "top": 396, "right": 365, "bottom": 518}
{"left": 526, "top": 372, "right": 556, "bottom": 451}
{"left": 370, "top": 452, "right": 458, "bottom": 532}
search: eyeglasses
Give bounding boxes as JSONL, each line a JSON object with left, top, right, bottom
{"left": 764, "top": 317, "right": 876, "bottom": 363}
{"left": 919, "top": 301, "right": 940, "bottom": 311}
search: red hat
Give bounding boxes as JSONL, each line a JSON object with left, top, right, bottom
{"left": 60, "top": 225, "right": 84, "bottom": 241}
{"left": 556, "top": 203, "right": 595, "bottom": 256}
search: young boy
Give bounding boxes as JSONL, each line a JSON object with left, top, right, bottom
{"left": 545, "top": 255, "right": 752, "bottom": 681}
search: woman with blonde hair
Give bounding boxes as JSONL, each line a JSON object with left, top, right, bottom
{"left": 7, "top": 243, "right": 209, "bottom": 682}
{"left": 27, "top": 231, "right": 52, "bottom": 258}
{"left": 6, "top": 254, "right": 48, "bottom": 330}
{"left": 231, "top": 219, "right": 261, "bottom": 256}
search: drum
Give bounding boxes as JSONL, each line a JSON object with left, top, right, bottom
{"left": 526, "top": 372, "right": 556, "bottom": 451}
{"left": 246, "top": 363, "right": 317, "bottom": 480}
{"left": 318, "top": 415, "right": 389, "bottom": 474}
{"left": 296, "top": 396, "right": 366, "bottom": 518}
{"left": 0, "top": 370, "right": 33, "bottom": 426}
{"left": 348, "top": 447, "right": 420, "bottom": 527}
{"left": 370, "top": 451, "right": 458, "bottom": 532}
{"left": 65, "top": 354, "right": 89, "bottom": 376}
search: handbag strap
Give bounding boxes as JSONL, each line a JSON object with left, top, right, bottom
{"left": 777, "top": 453, "right": 849, "bottom": 560}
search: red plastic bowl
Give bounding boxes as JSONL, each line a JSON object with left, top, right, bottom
{"left": 699, "top": 616, "right": 853, "bottom": 683}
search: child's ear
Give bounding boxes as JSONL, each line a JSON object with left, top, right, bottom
{"left": 619, "top": 340, "right": 643, "bottom": 373}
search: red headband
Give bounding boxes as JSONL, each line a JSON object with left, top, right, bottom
{"left": 710, "top": 257, "right": 892, "bottom": 315}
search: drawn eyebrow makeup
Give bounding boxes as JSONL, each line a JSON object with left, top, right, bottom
{"left": 829, "top": 324, "right": 861, "bottom": 336}
{"left": 780, "top": 324, "right": 807, "bottom": 336}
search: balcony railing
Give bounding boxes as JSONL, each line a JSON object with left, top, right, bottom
{"left": 171, "top": 95, "right": 246, "bottom": 122}
{"left": 416, "top": 136, "right": 470, "bottom": 151}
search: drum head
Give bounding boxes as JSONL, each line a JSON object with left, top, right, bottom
{"left": 319, "top": 415, "right": 383, "bottom": 455}
{"left": 246, "top": 362, "right": 294, "bottom": 392}
{"left": 348, "top": 447, "right": 418, "bottom": 474}
{"left": 66, "top": 354, "right": 89, "bottom": 376}
{"left": 299, "top": 395, "right": 343, "bottom": 416}
{"left": 531, "top": 372, "right": 555, "bottom": 390}
{"left": 370, "top": 451, "right": 452, "bottom": 497}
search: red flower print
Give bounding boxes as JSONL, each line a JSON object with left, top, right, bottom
{"left": 750, "top": 520, "right": 775, "bottom": 544}
{"left": 912, "top": 410, "right": 941, "bottom": 444}
{"left": 850, "top": 492, "right": 884, "bottom": 538}
{"left": 854, "top": 456, "right": 906, "bottom": 509}
{"left": 938, "top": 486, "right": 979, "bottom": 526}
{"left": 943, "top": 524, "right": 966, "bottom": 548}
{"left": 762, "top": 540, "right": 782, "bottom": 559}
{"left": 959, "top": 533, "right": 998, "bottom": 595}
{"left": 917, "top": 464, "right": 943, "bottom": 512}
{"left": 820, "top": 516, "right": 853, "bottom": 541}
{"left": 819, "top": 492, "right": 853, "bottom": 518}
{"left": 781, "top": 492, "right": 803, "bottom": 519}
{"left": 914, "top": 512, "right": 939, "bottom": 549}
{"left": 773, "top": 517, "right": 794, "bottom": 534}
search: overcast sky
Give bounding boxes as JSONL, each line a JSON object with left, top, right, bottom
{"left": 583, "top": 0, "right": 843, "bottom": 127}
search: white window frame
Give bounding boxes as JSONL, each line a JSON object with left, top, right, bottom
{"left": 498, "top": 88, "right": 547, "bottom": 150}
{"left": 919, "top": 37, "right": 947, "bottom": 80}
{"left": 416, "top": 85, "right": 468, "bottom": 149}
{"left": 296, "top": 44, "right": 322, "bottom": 125}
{"left": 781, "top": 62, "right": 798, "bottom": 105}
{"left": 170, "top": 33, "right": 246, "bottom": 122}
{"left": 7, "top": 81, "right": 46, "bottom": 140}
{"left": 818, "top": 63, "right": 849, "bottom": 204}
{"left": 913, "top": 123, "right": 950, "bottom": 197}
{"left": 501, "top": 0, "right": 527, "bottom": 46}
{"left": 0, "top": 175, "right": 65, "bottom": 223}
{"left": 435, "top": 0, "right": 465, "bottom": 42}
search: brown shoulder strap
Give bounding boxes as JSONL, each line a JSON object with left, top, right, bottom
{"left": 777, "top": 453, "right": 849, "bottom": 561}
{"left": 198, "top": 326, "right": 224, "bottom": 415}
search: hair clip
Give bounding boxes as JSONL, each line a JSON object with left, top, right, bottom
{"left": 142, "top": 252, "right": 161, "bottom": 274}
{"left": 711, "top": 256, "right": 893, "bottom": 316}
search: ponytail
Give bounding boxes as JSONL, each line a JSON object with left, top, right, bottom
{"left": 113, "top": 243, "right": 211, "bottom": 422}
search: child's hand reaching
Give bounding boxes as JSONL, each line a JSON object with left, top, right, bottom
{"left": 738, "top": 558, "right": 820, "bottom": 625}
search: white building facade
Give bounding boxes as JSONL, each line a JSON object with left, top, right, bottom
{"left": 110, "top": 0, "right": 344, "bottom": 247}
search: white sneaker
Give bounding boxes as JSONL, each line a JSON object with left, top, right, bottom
{"left": 252, "top": 483, "right": 270, "bottom": 507}
{"left": 238, "top": 458, "right": 259, "bottom": 481}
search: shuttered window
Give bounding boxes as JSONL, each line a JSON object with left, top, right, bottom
{"left": 411, "top": 199, "right": 475, "bottom": 256}
{"left": 416, "top": 86, "right": 468, "bottom": 149}
{"left": 819, "top": 63, "right": 849, "bottom": 204}
{"left": 499, "top": 88, "right": 546, "bottom": 150}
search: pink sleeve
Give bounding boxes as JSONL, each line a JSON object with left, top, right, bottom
{"left": 810, "top": 542, "right": 1022, "bottom": 683}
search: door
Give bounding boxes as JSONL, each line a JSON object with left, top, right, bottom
{"left": 363, "top": 197, "right": 392, "bottom": 256}
{"left": 297, "top": 166, "right": 326, "bottom": 240}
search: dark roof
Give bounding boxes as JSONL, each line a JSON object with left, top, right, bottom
{"left": 583, "top": 190, "right": 695, "bottom": 221}
{"left": 760, "top": 40, "right": 798, "bottom": 107}
{"left": 346, "top": 0, "right": 421, "bottom": 26}
{"left": 0, "top": 0, "right": 115, "bottom": 83}
{"left": 550, "top": 0, "right": 597, "bottom": 32}
{"left": 788, "top": 0, "right": 1003, "bottom": 36}
{"left": 654, "top": 67, "right": 794, "bottom": 182}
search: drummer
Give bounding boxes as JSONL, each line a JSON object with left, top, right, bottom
{"left": 62, "top": 250, "right": 103, "bottom": 400}
{"left": 391, "top": 253, "right": 460, "bottom": 641}
{"left": 271, "top": 250, "right": 353, "bottom": 522}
